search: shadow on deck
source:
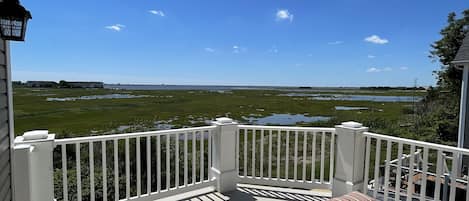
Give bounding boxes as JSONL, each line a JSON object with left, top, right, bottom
{"left": 159, "top": 184, "right": 331, "bottom": 201}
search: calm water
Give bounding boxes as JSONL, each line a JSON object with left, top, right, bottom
{"left": 242, "top": 114, "right": 331, "bottom": 125}
{"left": 335, "top": 106, "right": 369, "bottom": 111}
{"left": 104, "top": 84, "right": 360, "bottom": 91}
{"left": 46, "top": 94, "right": 151, "bottom": 101}
{"left": 280, "top": 93, "right": 421, "bottom": 102}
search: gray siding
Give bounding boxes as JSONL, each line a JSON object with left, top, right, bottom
{"left": 0, "top": 38, "right": 12, "bottom": 201}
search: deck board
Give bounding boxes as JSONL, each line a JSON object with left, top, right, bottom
{"left": 158, "top": 183, "right": 331, "bottom": 201}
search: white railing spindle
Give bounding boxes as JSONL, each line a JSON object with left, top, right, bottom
{"left": 61, "top": 144, "right": 68, "bottom": 201}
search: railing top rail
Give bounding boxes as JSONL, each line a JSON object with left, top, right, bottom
{"left": 363, "top": 131, "right": 469, "bottom": 155}
{"left": 55, "top": 125, "right": 217, "bottom": 145}
{"left": 238, "top": 124, "right": 336, "bottom": 132}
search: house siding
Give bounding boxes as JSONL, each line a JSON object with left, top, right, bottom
{"left": 0, "top": 38, "right": 12, "bottom": 201}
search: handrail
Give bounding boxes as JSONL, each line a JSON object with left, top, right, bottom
{"left": 238, "top": 124, "right": 336, "bottom": 132}
{"left": 55, "top": 125, "right": 216, "bottom": 145}
{"left": 363, "top": 131, "right": 469, "bottom": 155}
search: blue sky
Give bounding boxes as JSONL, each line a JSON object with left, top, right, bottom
{"left": 9, "top": 0, "right": 468, "bottom": 86}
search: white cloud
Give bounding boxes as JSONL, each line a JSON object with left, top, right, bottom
{"left": 367, "top": 54, "right": 376, "bottom": 59}
{"left": 204, "top": 48, "right": 215, "bottom": 53}
{"left": 364, "top": 35, "right": 389, "bottom": 44}
{"left": 366, "top": 67, "right": 380, "bottom": 73}
{"left": 232, "top": 45, "right": 247, "bottom": 54}
{"left": 400, "top": 66, "right": 409, "bottom": 70}
{"left": 233, "top": 45, "right": 239, "bottom": 53}
{"left": 328, "top": 41, "right": 343, "bottom": 45}
{"left": 276, "top": 9, "right": 294, "bottom": 22}
{"left": 105, "top": 24, "right": 125, "bottom": 31}
{"left": 366, "top": 67, "right": 392, "bottom": 73}
{"left": 149, "top": 10, "right": 165, "bottom": 17}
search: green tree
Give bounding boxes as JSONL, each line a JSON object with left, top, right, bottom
{"left": 423, "top": 9, "right": 469, "bottom": 142}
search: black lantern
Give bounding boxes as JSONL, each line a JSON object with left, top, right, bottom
{"left": 0, "top": 0, "right": 31, "bottom": 41}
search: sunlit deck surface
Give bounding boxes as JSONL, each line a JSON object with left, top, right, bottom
{"left": 159, "top": 184, "right": 331, "bottom": 201}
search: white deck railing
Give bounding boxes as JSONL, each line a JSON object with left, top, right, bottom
{"left": 53, "top": 126, "right": 216, "bottom": 201}
{"left": 237, "top": 125, "right": 335, "bottom": 189}
{"left": 11, "top": 118, "right": 469, "bottom": 201}
{"left": 363, "top": 131, "right": 469, "bottom": 201}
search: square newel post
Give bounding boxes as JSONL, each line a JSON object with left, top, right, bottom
{"left": 332, "top": 121, "right": 368, "bottom": 197}
{"left": 211, "top": 117, "right": 238, "bottom": 192}
{"left": 13, "top": 130, "right": 55, "bottom": 201}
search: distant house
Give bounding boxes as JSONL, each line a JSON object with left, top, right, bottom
{"left": 26, "top": 81, "right": 58, "bottom": 88}
{"left": 66, "top": 81, "right": 104, "bottom": 88}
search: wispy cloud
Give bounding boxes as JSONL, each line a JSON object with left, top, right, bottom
{"left": 328, "top": 41, "right": 343, "bottom": 45}
{"left": 366, "top": 67, "right": 392, "bottom": 73}
{"left": 204, "top": 48, "right": 215, "bottom": 53}
{"left": 276, "top": 9, "right": 294, "bottom": 22}
{"left": 105, "top": 24, "right": 125, "bottom": 31}
{"left": 367, "top": 54, "right": 376, "bottom": 59}
{"left": 364, "top": 35, "right": 389, "bottom": 44}
{"left": 400, "top": 66, "right": 409, "bottom": 70}
{"left": 232, "top": 45, "right": 247, "bottom": 54}
{"left": 149, "top": 10, "right": 165, "bottom": 17}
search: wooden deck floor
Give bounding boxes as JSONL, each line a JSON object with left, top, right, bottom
{"left": 158, "top": 184, "right": 331, "bottom": 201}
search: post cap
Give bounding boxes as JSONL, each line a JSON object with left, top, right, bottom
{"left": 215, "top": 117, "right": 234, "bottom": 124}
{"left": 212, "top": 117, "right": 237, "bottom": 125}
{"left": 341, "top": 121, "right": 363, "bottom": 128}
{"left": 23, "top": 130, "right": 49, "bottom": 141}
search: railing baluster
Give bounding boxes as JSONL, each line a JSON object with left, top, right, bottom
{"left": 244, "top": 129, "right": 248, "bottom": 177}
{"left": 260, "top": 129, "right": 264, "bottom": 178}
{"left": 236, "top": 129, "right": 239, "bottom": 176}
{"left": 373, "top": 139, "right": 381, "bottom": 198}
{"left": 114, "top": 139, "right": 119, "bottom": 201}
{"left": 136, "top": 137, "right": 141, "bottom": 196}
{"left": 311, "top": 133, "right": 316, "bottom": 182}
{"left": 268, "top": 130, "right": 272, "bottom": 179}
{"left": 406, "top": 145, "right": 415, "bottom": 201}
{"left": 285, "top": 131, "right": 290, "bottom": 180}
{"left": 420, "top": 147, "right": 429, "bottom": 201}
{"left": 200, "top": 131, "right": 204, "bottom": 183}
{"left": 175, "top": 133, "right": 179, "bottom": 187}
{"left": 302, "top": 132, "right": 307, "bottom": 182}
{"left": 76, "top": 143, "right": 82, "bottom": 201}
{"left": 146, "top": 136, "right": 151, "bottom": 195}
{"left": 252, "top": 129, "right": 256, "bottom": 177}
{"left": 466, "top": 173, "right": 469, "bottom": 201}
{"left": 125, "top": 138, "right": 130, "bottom": 199}
{"left": 192, "top": 132, "right": 196, "bottom": 184}
{"left": 294, "top": 131, "right": 298, "bottom": 181}
{"left": 395, "top": 142, "right": 403, "bottom": 201}
{"left": 208, "top": 130, "right": 212, "bottom": 180}
{"left": 157, "top": 135, "right": 161, "bottom": 192}
{"left": 285, "top": 131, "right": 290, "bottom": 181}
{"left": 61, "top": 144, "right": 68, "bottom": 201}
{"left": 434, "top": 150, "right": 443, "bottom": 201}
{"left": 363, "top": 136, "right": 371, "bottom": 194}
{"left": 383, "top": 140, "right": 392, "bottom": 200}
{"left": 184, "top": 133, "right": 188, "bottom": 186}
{"left": 449, "top": 152, "right": 458, "bottom": 201}
{"left": 166, "top": 135, "right": 171, "bottom": 189}
{"left": 89, "top": 142, "right": 95, "bottom": 201}
{"left": 277, "top": 130, "right": 281, "bottom": 180}
{"left": 329, "top": 132, "right": 335, "bottom": 183}
{"left": 320, "top": 132, "right": 325, "bottom": 183}
{"left": 102, "top": 141, "right": 107, "bottom": 201}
